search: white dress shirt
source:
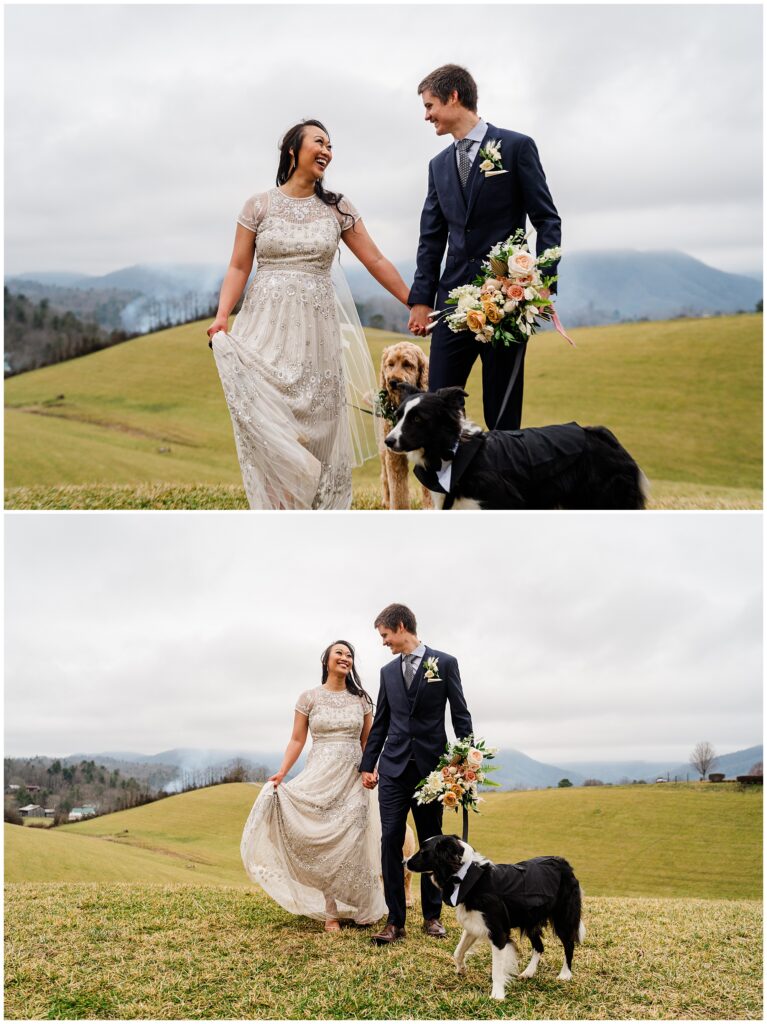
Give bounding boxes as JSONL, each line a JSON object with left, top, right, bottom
{"left": 454, "top": 118, "right": 488, "bottom": 172}
{"left": 447, "top": 857, "right": 472, "bottom": 906}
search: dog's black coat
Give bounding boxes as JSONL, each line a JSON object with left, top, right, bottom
{"left": 407, "top": 835, "right": 583, "bottom": 969}
{"left": 388, "top": 385, "right": 645, "bottom": 510}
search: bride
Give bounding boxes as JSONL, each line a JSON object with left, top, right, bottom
{"left": 240, "top": 641, "right": 387, "bottom": 932}
{"left": 207, "top": 118, "right": 412, "bottom": 509}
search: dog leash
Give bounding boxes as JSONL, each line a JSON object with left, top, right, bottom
{"left": 493, "top": 340, "right": 527, "bottom": 430}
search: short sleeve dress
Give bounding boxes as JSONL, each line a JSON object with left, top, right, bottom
{"left": 240, "top": 686, "right": 387, "bottom": 923}
{"left": 211, "top": 188, "right": 377, "bottom": 510}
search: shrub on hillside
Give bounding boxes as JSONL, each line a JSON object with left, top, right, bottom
{"left": 4, "top": 807, "right": 24, "bottom": 826}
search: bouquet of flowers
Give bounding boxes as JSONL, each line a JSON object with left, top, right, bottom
{"left": 415, "top": 736, "right": 500, "bottom": 816}
{"left": 436, "top": 230, "right": 573, "bottom": 348}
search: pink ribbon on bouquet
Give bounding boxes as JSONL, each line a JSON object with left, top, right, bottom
{"left": 550, "top": 307, "right": 576, "bottom": 347}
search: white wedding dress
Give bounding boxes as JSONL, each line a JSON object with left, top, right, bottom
{"left": 211, "top": 188, "right": 378, "bottom": 510}
{"left": 240, "top": 686, "right": 387, "bottom": 924}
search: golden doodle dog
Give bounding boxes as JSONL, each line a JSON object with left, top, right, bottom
{"left": 378, "top": 342, "right": 433, "bottom": 510}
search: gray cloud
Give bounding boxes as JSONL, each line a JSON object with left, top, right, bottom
{"left": 5, "top": 513, "right": 761, "bottom": 764}
{"left": 4, "top": 5, "right": 762, "bottom": 277}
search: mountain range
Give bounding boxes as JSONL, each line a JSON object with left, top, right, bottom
{"left": 6, "top": 249, "right": 762, "bottom": 339}
{"left": 58, "top": 743, "right": 762, "bottom": 790}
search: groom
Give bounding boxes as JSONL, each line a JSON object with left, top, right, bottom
{"left": 360, "top": 602, "right": 473, "bottom": 945}
{"left": 408, "top": 63, "right": 561, "bottom": 431}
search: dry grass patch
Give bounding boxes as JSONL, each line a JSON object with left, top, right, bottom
{"left": 4, "top": 884, "right": 762, "bottom": 1019}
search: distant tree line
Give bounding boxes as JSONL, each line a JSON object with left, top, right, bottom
{"left": 4, "top": 754, "right": 271, "bottom": 826}
{"left": 4, "top": 288, "right": 140, "bottom": 376}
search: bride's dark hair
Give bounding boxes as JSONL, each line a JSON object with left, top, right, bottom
{"left": 276, "top": 119, "right": 356, "bottom": 231}
{"left": 320, "top": 640, "right": 373, "bottom": 708}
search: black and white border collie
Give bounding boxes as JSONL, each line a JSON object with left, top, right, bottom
{"left": 385, "top": 384, "right": 646, "bottom": 510}
{"left": 406, "top": 835, "right": 585, "bottom": 1000}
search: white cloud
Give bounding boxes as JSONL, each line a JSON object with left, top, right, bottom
{"left": 4, "top": 513, "right": 762, "bottom": 764}
{"left": 4, "top": 4, "right": 763, "bottom": 276}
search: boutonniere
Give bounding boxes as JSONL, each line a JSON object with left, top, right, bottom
{"left": 423, "top": 656, "right": 441, "bottom": 682}
{"left": 478, "top": 139, "right": 508, "bottom": 177}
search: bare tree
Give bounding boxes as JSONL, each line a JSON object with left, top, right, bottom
{"left": 690, "top": 741, "right": 718, "bottom": 779}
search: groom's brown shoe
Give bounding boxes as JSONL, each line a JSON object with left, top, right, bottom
{"left": 422, "top": 918, "right": 447, "bottom": 938}
{"left": 371, "top": 923, "right": 405, "bottom": 945}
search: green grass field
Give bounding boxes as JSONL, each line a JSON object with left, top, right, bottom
{"left": 4, "top": 315, "right": 762, "bottom": 509}
{"left": 4, "top": 784, "right": 762, "bottom": 1018}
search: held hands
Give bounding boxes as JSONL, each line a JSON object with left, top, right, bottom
{"left": 361, "top": 770, "right": 379, "bottom": 790}
{"left": 408, "top": 305, "right": 433, "bottom": 338}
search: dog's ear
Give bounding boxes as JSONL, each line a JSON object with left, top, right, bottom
{"left": 379, "top": 346, "right": 391, "bottom": 388}
{"left": 437, "top": 386, "right": 468, "bottom": 408}
{"left": 432, "top": 836, "right": 464, "bottom": 885}
{"left": 416, "top": 346, "right": 429, "bottom": 391}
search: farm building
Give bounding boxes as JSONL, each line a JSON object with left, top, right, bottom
{"left": 19, "top": 804, "right": 44, "bottom": 818}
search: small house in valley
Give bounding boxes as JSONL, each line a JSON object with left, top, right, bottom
{"left": 19, "top": 804, "right": 44, "bottom": 817}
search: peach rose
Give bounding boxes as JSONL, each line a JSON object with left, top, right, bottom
{"left": 467, "top": 748, "right": 483, "bottom": 766}
{"left": 507, "top": 284, "right": 525, "bottom": 302}
{"left": 465, "top": 309, "right": 486, "bottom": 333}
{"left": 508, "top": 251, "right": 536, "bottom": 276}
{"left": 442, "top": 791, "right": 458, "bottom": 808}
{"left": 442, "top": 767, "right": 452, "bottom": 780}
{"left": 465, "top": 769, "right": 477, "bottom": 782}
{"left": 484, "top": 302, "right": 503, "bottom": 324}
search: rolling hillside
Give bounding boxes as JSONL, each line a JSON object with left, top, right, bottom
{"left": 5, "top": 783, "right": 761, "bottom": 1020}
{"left": 5, "top": 781, "right": 762, "bottom": 900}
{"left": 4, "top": 314, "right": 762, "bottom": 509}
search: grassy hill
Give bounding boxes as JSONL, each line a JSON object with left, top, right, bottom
{"left": 6, "top": 782, "right": 762, "bottom": 900}
{"left": 5, "top": 784, "right": 762, "bottom": 1019}
{"left": 4, "top": 315, "right": 762, "bottom": 509}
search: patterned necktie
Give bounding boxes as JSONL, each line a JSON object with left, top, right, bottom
{"left": 456, "top": 138, "right": 473, "bottom": 189}
{"left": 403, "top": 654, "right": 416, "bottom": 688}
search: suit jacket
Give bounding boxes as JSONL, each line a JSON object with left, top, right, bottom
{"left": 447, "top": 856, "right": 566, "bottom": 911}
{"left": 408, "top": 123, "right": 561, "bottom": 310}
{"left": 359, "top": 646, "right": 473, "bottom": 778}
{"left": 413, "top": 423, "right": 589, "bottom": 508}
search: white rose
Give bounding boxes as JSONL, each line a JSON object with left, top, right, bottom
{"left": 524, "top": 287, "right": 536, "bottom": 301}
{"left": 467, "top": 748, "right": 483, "bottom": 766}
{"left": 508, "top": 250, "right": 537, "bottom": 276}
{"left": 479, "top": 159, "right": 495, "bottom": 172}
{"left": 503, "top": 300, "right": 516, "bottom": 313}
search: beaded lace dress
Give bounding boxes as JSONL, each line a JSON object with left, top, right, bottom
{"left": 211, "top": 188, "right": 378, "bottom": 510}
{"left": 240, "top": 687, "right": 387, "bottom": 924}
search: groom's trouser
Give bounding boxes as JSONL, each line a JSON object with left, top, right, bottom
{"left": 428, "top": 317, "right": 527, "bottom": 431}
{"left": 378, "top": 759, "right": 444, "bottom": 927}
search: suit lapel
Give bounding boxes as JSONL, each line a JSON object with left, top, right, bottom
{"left": 434, "top": 144, "right": 466, "bottom": 215}
{"left": 449, "top": 435, "right": 484, "bottom": 493}
{"left": 454, "top": 862, "right": 485, "bottom": 905}
{"left": 465, "top": 123, "right": 495, "bottom": 221}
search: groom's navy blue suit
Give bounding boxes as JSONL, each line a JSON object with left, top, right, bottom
{"left": 408, "top": 123, "right": 561, "bottom": 430}
{"left": 360, "top": 646, "right": 472, "bottom": 927}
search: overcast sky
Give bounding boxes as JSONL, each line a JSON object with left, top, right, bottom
{"left": 4, "top": 4, "right": 763, "bottom": 278}
{"left": 5, "top": 513, "right": 761, "bottom": 765}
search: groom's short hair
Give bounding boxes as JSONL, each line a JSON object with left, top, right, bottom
{"left": 417, "top": 64, "right": 478, "bottom": 113}
{"left": 374, "top": 603, "right": 417, "bottom": 635}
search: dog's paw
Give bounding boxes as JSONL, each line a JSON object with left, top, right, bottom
{"left": 490, "top": 986, "right": 506, "bottom": 1001}
{"left": 453, "top": 958, "right": 465, "bottom": 975}
{"left": 556, "top": 967, "right": 572, "bottom": 982}
{"left": 519, "top": 967, "right": 536, "bottom": 980}
{"left": 405, "top": 898, "right": 415, "bottom": 909}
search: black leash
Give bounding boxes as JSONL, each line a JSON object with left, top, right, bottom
{"left": 462, "top": 806, "right": 469, "bottom": 842}
{"left": 493, "top": 340, "right": 527, "bottom": 430}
